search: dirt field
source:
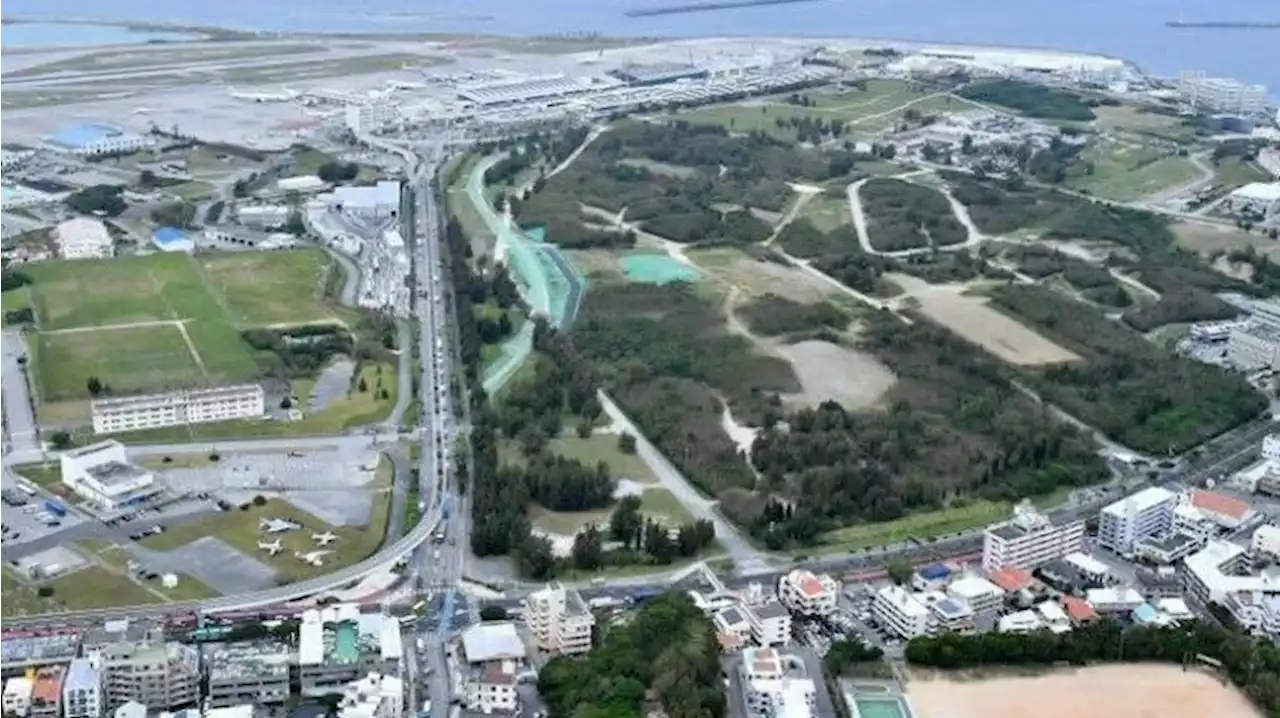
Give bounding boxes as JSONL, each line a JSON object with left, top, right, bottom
{"left": 908, "top": 664, "right": 1260, "bottom": 718}
{"left": 891, "top": 274, "right": 1080, "bottom": 366}
{"left": 1175, "top": 222, "right": 1280, "bottom": 260}
{"left": 687, "top": 247, "right": 837, "bottom": 303}
{"left": 778, "top": 340, "right": 896, "bottom": 409}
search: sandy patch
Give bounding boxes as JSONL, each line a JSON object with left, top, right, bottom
{"left": 777, "top": 340, "right": 896, "bottom": 409}
{"left": 689, "top": 247, "right": 837, "bottom": 304}
{"left": 721, "top": 404, "right": 760, "bottom": 454}
{"left": 1213, "top": 255, "right": 1254, "bottom": 282}
{"left": 891, "top": 273, "right": 1080, "bottom": 366}
{"left": 908, "top": 664, "right": 1260, "bottom": 718}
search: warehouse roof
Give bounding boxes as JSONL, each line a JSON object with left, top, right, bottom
{"left": 1230, "top": 182, "right": 1280, "bottom": 202}
{"left": 460, "top": 622, "right": 524, "bottom": 663}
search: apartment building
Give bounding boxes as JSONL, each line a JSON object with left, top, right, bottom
{"left": 205, "top": 641, "right": 292, "bottom": 709}
{"left": 1183, "top": 540, "right": 1280, "bottom": 638}
{"left": 337, "top": 673, "right": 404, "bottom": 718}
{"left": 29, "top": 667, "right": 65, "bottom": 718}
{"left": 738, "top": 648, "right": 816, "bottom": 718}
{"left": 63, "top": 658, "right": 102, "bottom": 718}
{"left": 1253, "top": 524, "right": 1280, "bottom": 560}
{"left": 872, "top": 585, "right": 931, "bottom": 640}
{"left": 297, "top": 605, "right": 403, "bottom": 697}
{"left": 524, "top": 583, "right": 595, "bottom": 656}
{"left": 1228, "top": 323, "right": 1280, "bottom": 371}
{"left": 91, "top": 639, "right": 199, "bottom": 712}
{"left": 947, "top": 576, "right": 1005, "bottom": 616}
{"left": 91, "top": 384, "right": 266, "bottom": 435}
{"left": 778, "top": 570, "right": 838, "bottom": 617}
{"left": 1179, "top": 71, "right": 1270, "bottom": 116}
{"left": 465, "top": 663, "right": 518, "bottom": 714}
{"left": 1097, "top": 487, "right": 1177, "bottom": 556}
{"left": 4, "top": 677, "right": 33, "bottom": 717}
{"left": 981, "top": 500, "right": 1086, "bottom": 572}
{"left": 747, "top": 603, "right": 792, "bottom": 647}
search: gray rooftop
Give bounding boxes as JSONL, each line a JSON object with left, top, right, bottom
{"left": 0, "top": 633, "right": 81, "bottom": 667}
{"left": 207, "top": 640, "right": 292, "bottom": 683}
{"left": 719, "top": 607, "right": 747, "bottom": 627}
{"left": 84, "top": 461, "right": 150, "bottom": 487}
{"left": 754, "top": 603, "right": 789, "bottom": 619}
{"left": 1136, "top": 531, "right": 1198, "bottom": 554}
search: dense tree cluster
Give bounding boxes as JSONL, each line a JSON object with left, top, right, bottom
{"left": 151, "top": 201, "right": 198, "bottom": 229}
{"left": 66, "top": 185, "right": 127, "bottom": 217}
{"left": 905, "top": 618, "right": 1280, "bottom": 715}
{"left": 1121, "top": 286, "right": 1241, "bottom": 332}
{"left": 958, "top": 79, "right": 1097, "bottom": 121}
{"left": 775, "top": 219, "right": 895, "bottom": 296}
{"left": 316, "top": 161, "right": 360, "bottom": 183}
{"left": 241, "top": 325, "right": 357, "bottom": 379}
{"left": 990, "top": 285, "right": 1265, "bottom": 453}
{"left": 1002, "top": 245, "right": 1131, "bottom": 307}
{"left": 497, "top": 319, "right": 601, "bottom": 446}
{"left": 858, "top": 178, "right": 967, "bottom": 251}
{"left": 743, "top": 313, "right": 1105, "bottom": 547}
{"left": 1, "top": 268, "right": 32, "bottom": 292}
{"left": 737, "top": 294, "right": 850, "bottom": 337}
{"left": 538, "top": 593, "right": 725, "bottom": 718}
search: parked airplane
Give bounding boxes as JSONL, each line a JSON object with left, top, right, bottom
{"left": 261, "top": 518, "right": 302, "bottom": 534}
{"left": 227, "top": 85, "right": 297, "bottom": 103}
{"left": 295, "top": 550, "right": 332, "bottom": 567}
{"left": 257, "top": 539, "right": 283, "bottom": 556}
{"left": 312, "top": 531, "right": 338, "bottom": 547}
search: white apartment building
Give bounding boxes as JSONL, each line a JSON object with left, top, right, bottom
{"left": 981, "top": 500, "right": 1086, "bottom": 572}
{"left": 63, "top": 659, "right": 102, "bottom": 718}
{"left": 1097, "top": 486, "right": 1177, "bottom": 556}
{"left": 43, "top": 125, "right": 155, "bottom": 157}
{"left": 738, "top": 648, "right": 815, "bottom": 718}
{"left": 337, "top": 673, "right": 404, "bottom": 718}
{"left": 1183, "top": 540, "right": 1280, "bottom": 638}
{"left": 91, "top": 384, "right": 265, "bottom": 435}
{"left": 1179, "top": 71, "right": 1270, "bottom": 115}
{"left": 524, "top": 583, "right": 594, "bottom": 655}
{"left": 1085, "top": 587, "right": 1145, "bottom": 613}
{"left": 345, "top": 104, "right": 402, "bottom": 135}
{"left": 60, "top": 440, "right": 157, "bottom": 511}
{"left": 1263, "top": 435, "right": 1280, "bottom": 464}
{"left": 236, "top": 205, "right": 291, "bottom": 229}
{"left": 917, "top": 593, "right": 975, "bottom": 634}
{"left": 778, "top": 570, "right": 838, "bottom": 617}
{"left": 1253, "top": 524, "right": 1280, "bottom": 560}
{"left": 946, "top": 576, "right": 1005, "bottom": 615}
{"left": 54, "top": 218, "right": 114, "bottom": 260}
{"left": 1228, "top": 323, "right": 1280, "bottom": 371}
{"left": 747, "top": 603, "right": 792, "bottom": 647}
{"left": 872, "top": 585, "right": 931, "bottom": 640}
{"left": 4, "top": 677, "right": 33, "bottom": 717}
{"left": 465, "top": 663, "right": 518, "bottom": 714}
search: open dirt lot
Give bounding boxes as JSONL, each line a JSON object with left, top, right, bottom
{"left": 891, "top": 273, "right": 1080, "bottom": 366}
{"left": 908, "top": 664, "right": 1260, "bottom": 718}
{"left": 777, "top": 340, "right": 895, "bottom": 410}
{"left": 1175, "top": 222, "right": 1280, "bottom": 260}
{"left": 687, "top": 247, "right": 837, "bottom": 303}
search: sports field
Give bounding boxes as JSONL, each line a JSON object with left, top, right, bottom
{"left": 11, "top": 249, "right": 342, "bottom": 402}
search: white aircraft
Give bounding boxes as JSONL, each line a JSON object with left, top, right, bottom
{"left": 312, "top": 531, "right": 338, "bottom": 547}
{"left": 257, "top": 539, "right": 283, "bottom": 556}
{"left": 227, "top": 85, "right": 297, "bottom": 103}
{"left": 295, "top": 550, "right": 333, "bottom": 567}
{"left": 261, "top": 517, "right": 302, "bottom": 534}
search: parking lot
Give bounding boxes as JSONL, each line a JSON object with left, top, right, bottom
{"left": 1, "top": 468, "right": 86, "bottom": 548}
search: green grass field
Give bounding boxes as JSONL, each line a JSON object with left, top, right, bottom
{"left": 47, "top": 566, "right": 165, "bottom": 610}
{"left": 798, "top": 194, "right": 852, "bottom": 232}
{"left": 546, "top": 434, "right": 658, "bottom": 483}
{"left": 4, "top": 249, "right": 344, "bottom": 403}
{"left": 530, "top": 487, "right": 695, "bottom": 536}
{"left": 1066, "top": 143, "right": 1201, "bottom": 201}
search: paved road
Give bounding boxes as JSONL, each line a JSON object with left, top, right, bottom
{"left": 1, "top": 330, "right": 39, "bottom": 455}
{"left": 596, "top": 390, "right": 768, "bottom": 572}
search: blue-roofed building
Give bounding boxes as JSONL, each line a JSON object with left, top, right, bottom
{"left": 43, "top": 122, "right": 153, "bottom": 157}
{"left": 152, "top": 227, "right": 194, "bottom": 253}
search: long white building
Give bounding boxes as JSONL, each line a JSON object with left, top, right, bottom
{"left": 1179, "top": 71, "right": 1270, "bottom": 116}
{"left": 91, "top": 384, "right": 265, "bottom": 435}
{"left": 1183, "top": 540, "right": 1280, "bottom": 638}
{"left": 777, "top": 570, "right": 838, "bottom": 617}
{"left": 872, "top": 585, "right": 931, "bottom": 640}
{"left": 1097, "top": 486, "right": 1176, "bottom": 556}
{"left": 524, "top": 584, "right": 594, "bottom": 656}
{"left": 1227, "top": 322, "right": 1280, "bottom": 371}
{"left": 981, "top": 500, "right": 1086, "bottom": 572}
{"left": 738, "top": 648, "right": 815, "bottom": 718}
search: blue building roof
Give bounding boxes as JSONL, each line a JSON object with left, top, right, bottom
{"left": 46, "top": 122, "right": 123, "bottom": 149}
{"left": 152, "top": 226, "right": 188, "bottom": 245}
{"left": 918, "top": 564, "right": 951, "bottom": 580}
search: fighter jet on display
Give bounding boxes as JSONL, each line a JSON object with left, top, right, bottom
{"left": 257, "top": 539, "right": 283, "bottom": 556}
{"left": 312, "top": 531, "right": 338, "bottom": 546}
{"left": 295, "top": 550, "right": 333, "bottom": 567}
{"left": 260, "top": 518, "right": 302, "bottom": 534}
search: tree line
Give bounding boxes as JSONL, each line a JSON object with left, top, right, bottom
{"left": 858, "top": 178, "right": 967, "bottom": 251}
{"left": 905, "top": 618, "right": 1280, "bottom": 715}
{"left": 538, "top": 593, "right": 725, "bottom": 718}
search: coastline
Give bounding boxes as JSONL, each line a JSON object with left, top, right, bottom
{"left": 0, "top": 15, "right": 1139, "bottom": 73}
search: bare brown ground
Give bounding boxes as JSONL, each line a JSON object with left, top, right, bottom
{"left": 778, "top": 340, "right": 896, "bottom": 410}
{"left": 689, "top": 247, "right": 837, "bottom": 304}
{"left": 1176, "top": 222, "right": 1280, "bottom": 260}
{"left": 890, "top": 273, "right": 1080, "bottom": 366}
{"left": 907, "top": 664, "right": 1260, "bottom": 718}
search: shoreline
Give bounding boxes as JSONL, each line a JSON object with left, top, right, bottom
{"left": 0, "top": 15, "right": 1136, "bottom": 68}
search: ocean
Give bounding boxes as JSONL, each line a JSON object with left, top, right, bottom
{"left": 3, "top": 0, "right": 1278, "bottom": 93}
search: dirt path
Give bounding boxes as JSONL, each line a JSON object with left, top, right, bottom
{"left": 39, "top": 319, "right": 188, "bottom": 335}
{"left": 847, "top": 174, "right": 988, "bottom": 258}
{"left": 1109, "top": 267, "right": 1162, "bottom": 300}
{"left": 174, "top": 321, "right": 209, "bottom": 376}
{"left": 764, "top": 189, "right": 818, "bottom": 247}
